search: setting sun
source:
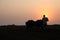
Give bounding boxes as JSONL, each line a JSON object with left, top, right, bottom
{"left": 41, "top": 8, "right": 49, "bottom": 17}
{"left": 37, "top": 7, "right": 56, "bottom": 25}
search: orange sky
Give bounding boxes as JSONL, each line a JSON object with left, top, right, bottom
{"left": 0, "top": 0, "right": 60, "bottom": 25}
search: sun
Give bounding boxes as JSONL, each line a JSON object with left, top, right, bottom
{"left": 40, "top": 8, "right": 55, "bottom": 24}
{"left": 37, "top": 8, "right": 50, "bottom": 20}
{"left": 42, "top": 8, "right": 49, "bottom": 17}
{"left": 36, "top": 7, "right": 55, "bottom": 24}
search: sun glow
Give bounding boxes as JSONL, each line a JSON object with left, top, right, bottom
{"left": 37, "top": 7, "right": 55, "bottom": 24}
{"left": 41, "top": 8, "right": 49, "bottom": 17}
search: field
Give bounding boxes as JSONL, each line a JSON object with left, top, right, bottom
{"left": 0, "top": 25, "right": 60, "bottom": 40}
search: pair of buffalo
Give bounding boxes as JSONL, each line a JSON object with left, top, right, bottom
{"left": 26, "top": 20, "right": 43, "bottom": 27}
{"left": 25, "top": 20, "right": 47, "bottom": 31}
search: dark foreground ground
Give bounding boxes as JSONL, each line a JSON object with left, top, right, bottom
{"left": 0, "top": 25, "right": 60, "bottom": 40}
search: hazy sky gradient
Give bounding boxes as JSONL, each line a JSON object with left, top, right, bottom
{"left": 0, "top": 0, "right": 60, "bottom": 25}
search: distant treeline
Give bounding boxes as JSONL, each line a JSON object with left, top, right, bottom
{"left": 0, "top": 24, "right": 60, "bottom": 27}
{"left": 0, "top": 24, "right": 60, "bottom": 32}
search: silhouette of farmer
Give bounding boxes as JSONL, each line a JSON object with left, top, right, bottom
{"left": 42, "top": 15, "right": 49, "bottom": 31}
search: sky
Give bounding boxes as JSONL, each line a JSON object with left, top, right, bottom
{"left": 0, "top": 0, "right": 60, "bottom": 25}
